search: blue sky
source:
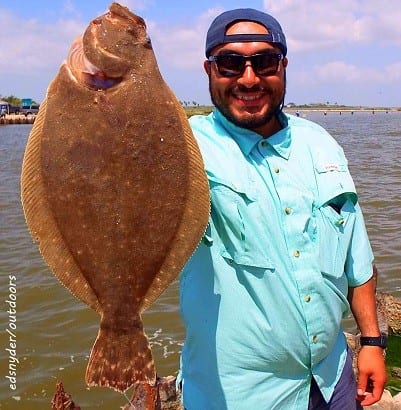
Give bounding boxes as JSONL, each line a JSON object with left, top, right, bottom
{"left": 1, "top": 0, "right": 400, "bottom": 107}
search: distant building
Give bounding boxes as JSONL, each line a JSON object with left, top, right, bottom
{"left": 0, "top": 100, "right": 10, "bottom": 116}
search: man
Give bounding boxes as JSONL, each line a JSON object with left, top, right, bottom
{"left": 178, "top": 8, "right": 387, "bottom": 409}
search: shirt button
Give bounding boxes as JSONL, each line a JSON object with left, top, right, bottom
{"left": 261, "top": 140, "right": 268, "bottom": 147}
{"left": 312, "top": 335, "right": 319, "bottom": 343}
{"left": 304, "top": 295, "right": 311, "bottom": 303}
{"left": 293, "top": 250, "right": 300, "bottom": 258}
{"left": 336, "top": 218, "right": 345, "bottom": 226}
{"left": 285, "top": 207, "right": 292, "bottom": 215}
{"left": 274, "top": 167, "right": 280, "bottom": 174}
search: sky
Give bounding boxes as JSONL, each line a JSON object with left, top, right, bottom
{"left": 1, "top": 0, "right": 400, "bottom": 107}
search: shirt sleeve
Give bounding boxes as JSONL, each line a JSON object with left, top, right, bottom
{"left": 344, "top": 202, "right": 374, "bottom": 287}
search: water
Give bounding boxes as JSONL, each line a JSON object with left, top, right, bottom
{"left": 305, "top": 110, "right": 401, "bottom": 295}
{"left": 1, "top": 111, "right": 401, "bottom": 409}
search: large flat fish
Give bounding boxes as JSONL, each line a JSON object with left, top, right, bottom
{"left": 21, "top": 1, "right": 209, "bottom": 397}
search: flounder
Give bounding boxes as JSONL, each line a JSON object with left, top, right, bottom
{"left": 21, "top": 1, "right": 209, "bottom": 398}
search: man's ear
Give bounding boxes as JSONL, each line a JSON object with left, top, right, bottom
{"left": 283, "top": 57, "right": 288, "bottom": 68}
{"left": 204, "top": 60, "right": 211, "bottom": 75}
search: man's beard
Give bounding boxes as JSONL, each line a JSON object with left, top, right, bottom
{"left": 209, "top": 75, "right": 286, "bottom": 130}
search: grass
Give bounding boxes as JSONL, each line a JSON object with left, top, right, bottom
{"left": 183, "top": 106, "right": 213, "bottom": 118}
{"left": 386, "top": 335, "right": 401, "bottom": 395}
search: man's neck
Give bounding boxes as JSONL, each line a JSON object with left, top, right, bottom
{"left": 254, "top": 114, "right": 283, "bottom": 138}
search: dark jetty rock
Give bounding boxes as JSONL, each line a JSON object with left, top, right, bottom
{"left": 0, "top": 115, "right": 35, "bottom": 125}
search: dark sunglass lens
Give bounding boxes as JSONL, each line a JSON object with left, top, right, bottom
{"left": 253, "top": 54, "right": 279, "bottom": 75}
{"left": 216, "top": 55, "right": 244, "bottom": 76}
{"left": 212, "top": 53, "right": 281, "bottom": 77}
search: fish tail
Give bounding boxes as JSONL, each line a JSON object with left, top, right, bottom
{"left": 85, "top": 321, "right": 156, "bottom": 393}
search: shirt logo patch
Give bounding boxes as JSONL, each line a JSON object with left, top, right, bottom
{"left": 322, "top": 163, "right": 342, "bottom": 172}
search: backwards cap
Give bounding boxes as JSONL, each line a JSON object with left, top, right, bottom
{"left": 205, "top": 8, "right": 287, "bottom": 57}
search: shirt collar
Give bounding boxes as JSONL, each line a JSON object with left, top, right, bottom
{"left": 214, "top": 109, "right": 292, "bottom": 159}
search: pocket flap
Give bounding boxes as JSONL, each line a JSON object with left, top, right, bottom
{"left": 314, "top": 162, "right": 357, "bottom": 207}
{"left": 220, "top": 248, "right": 275, "bottom": 270}
{"left": 208, "top": 173, "right": 257, "bottom": 201}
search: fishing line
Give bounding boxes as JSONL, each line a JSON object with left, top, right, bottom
{"left": 122, "top": 390, "right": 134, "bottom": 407}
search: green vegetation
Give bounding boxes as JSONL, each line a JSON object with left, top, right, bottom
{"left": 184, "top": 105, "right": 213, "bottom": 118}
{"left": 0, "top": 95, "right": 40, "bottom": 106}
{"left": 0, "top": 95, "right": 22, "bottom": 106}
{"left": 183, "top": 104, "right": 401, "bottom": 118}
{"left": 2, "top": 94, "right": 399, "bottom": 112}
{"left": 286, "top": 103, "right": 399, "bottom": 112}
{"left": 386, "top": 335, "right": 401, "bottom": 395}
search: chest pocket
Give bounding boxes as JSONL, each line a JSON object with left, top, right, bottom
{"left": 316, "top": 199, "right": 356, "bottom": 278}
{"left": 209, "top": 177, "right": 274, "bottom": 269}
{"left": 314, "top": 161, "right": 358, "bottom": 279}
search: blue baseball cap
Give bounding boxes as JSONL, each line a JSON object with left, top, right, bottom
{"left": 205, "top": 8, "right": 287, "bottom": 57}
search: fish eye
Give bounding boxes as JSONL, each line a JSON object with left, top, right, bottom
{"left": 145, "top": 36, "right": 152, "bottom": 49}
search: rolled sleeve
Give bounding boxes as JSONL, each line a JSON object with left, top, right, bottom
{"left": 345, "top": 202, "right": 374, "bottom": 286}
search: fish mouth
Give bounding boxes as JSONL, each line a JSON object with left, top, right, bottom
{"left": 105, "top": 2, "right": 146, "bottom": 30}
{"left": 67, "top": 36, "right": 123, "bottom": 90}
{"left": 67, "top": 3, "right": 148, "bottom": 90}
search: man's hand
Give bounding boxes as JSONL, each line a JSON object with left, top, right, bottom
{"left": 349, "top": 275, "right": 387, "bottom": 405}
{"left": 356, "top": 346, "right": 387, "bottom": 406}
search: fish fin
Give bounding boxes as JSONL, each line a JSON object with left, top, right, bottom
{"left": 141, "top": 98, "right": 210, "bottom": 310}
{"left": 20, "top": 93, "right": 101, "bottom": 312}
{"left": 85, "top": 317, "right": 156, "bottom": 392}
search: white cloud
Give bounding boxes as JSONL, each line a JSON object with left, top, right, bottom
{"left": 148, "top": 7, "right": 223, "bottom": 69}
{"left": 0, "top": 2, "right": 400, "bottom": 106}
{"left": 263, "top": 0, "right": 401, "bottom": 51}
{"left": 314, "top": 61, "right": 376, "bottom": 83}
{"left": 294, "top": 59, "right": 401, "bottom": 87}
{"left": 0, "top": 9, "right": 84, "bottom": 74}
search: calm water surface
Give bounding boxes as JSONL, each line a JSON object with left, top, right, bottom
{"left": 1, "top": 111, "right": 400, "bottom": 409}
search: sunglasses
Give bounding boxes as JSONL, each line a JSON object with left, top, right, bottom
{"left": 208, "top": 52, "right": 284, "bottom": 77}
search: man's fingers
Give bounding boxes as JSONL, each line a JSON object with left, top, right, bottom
{"left": 356, "top": 374, "right": 368, "bottom": 396}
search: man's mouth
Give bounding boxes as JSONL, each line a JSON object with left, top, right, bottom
{"left": 235, "top": 93, "right": 262, "bottom": 101}
{"left": 231, "top": 86, "right": 267, "bottom": 104}
{"left": 232, "top": 91, "right": 267, "bottom": 107}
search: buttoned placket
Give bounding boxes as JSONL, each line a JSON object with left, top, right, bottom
{"left": 255, "top": 138, "right": 324, "bottom": 365}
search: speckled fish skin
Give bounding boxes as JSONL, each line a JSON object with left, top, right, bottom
{"left": 20, "top": 2, "right": 209, "bottom": 395}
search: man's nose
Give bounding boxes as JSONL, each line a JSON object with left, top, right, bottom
{"left": 237, "top": 61, "right": 260, "bottom": 87}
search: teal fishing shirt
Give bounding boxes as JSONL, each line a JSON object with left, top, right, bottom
{"left": 178, "top": 110, "right": 374, "bottom": 409}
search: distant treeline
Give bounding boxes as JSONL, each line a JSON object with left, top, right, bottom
{"left": 287, "top": 103, "right": 399, "bottom": 111}
{"left": 0, "top": 95, "right": 40, "bottom": 106}
{"left": 2, "top": 94, "right": 398, "bottom": 113}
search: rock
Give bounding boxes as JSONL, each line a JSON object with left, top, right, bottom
{"left": 376, "top": 293, "right": 401, "bottom": 336}
{"left": 122, "top": 376, "right": 183, "bottom": 410}
{"left": 345, "top": 291, "right": 401, "bottom": 410}
{"left": 345, "top": 332, "right": 359, "bottom": 375}
{"left": 393, "top": 392, "right": 401, "bottom": 408}
{"left": 377, "top": 294, "right": 390, "bottom": 335}
{"left": 51, "top": 381, "right": 81, "bottom": 410}
{"left": 391, "top": 367, "right": 401, "bottom": 379}
{"left": 156, "top": 375, "right": 182, "bottom": 408}
{"left": 363, "top": 389, "right": 394, "bottom": 409}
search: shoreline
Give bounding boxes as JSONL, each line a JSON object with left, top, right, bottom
{"left": 184, "top": 106, "right": 399, "bottom": 118}
{"left": 1, "top": 108, "right": 398, "bottom": 126}
{"left": 285, "top": 108, "right": 395, "bottom": 113}
{"left": 0, "top": 114, "right": 36, "bottom": 125}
